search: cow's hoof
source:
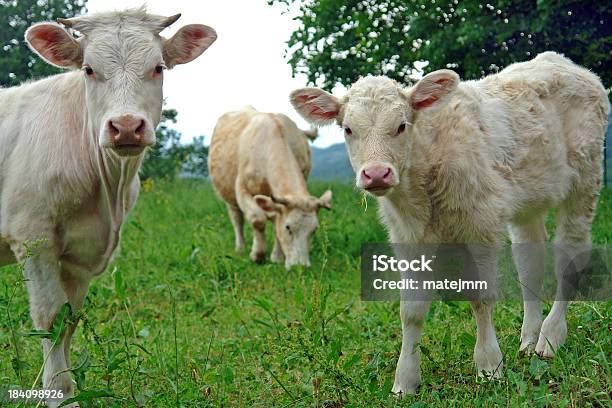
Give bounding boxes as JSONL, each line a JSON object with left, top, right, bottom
{"left": 535, "top": 318, "right": 566, "bottom": 358}
{"left": 520, "top": 319, "right": 542, "bottom": 355}
{"left": 475, "top": 343, "right": 503, "bottom": 379}
{"left": 519, "top": 341, "right": 536, "bottom": 355}
{"left": 391, "top": 381, "right": 419, "bottom": 398}
{"left": 250, "top": 251, "right": 265, "bottom": 263}
{"left": 519, "top": 331, "right": 539, "bottom": 355}
{"left": 477, "top": 366, "right": 503, "bottom": 380}
{"left": 270, "top": 252, "right": 284, "bottom": 263}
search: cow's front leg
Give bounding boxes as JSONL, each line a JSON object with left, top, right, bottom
{"left": 21, "top": 251, "right": 77, "bottom": 408}
{"left": 236, "top": 186, "right": 268, "bottom": 263}
{"left": 468, "top": 244, "right": 503, "bottom": 379}
{"left": 249, "top": 220, "right": 267, "bottom": 263}
{"left": 392, "top": 300, "right": 430, "bottom": 396}
{"left": 470, "top": 300, "right": 503, "bottom": 379}
{"left": 270, "top": 228, "right": 284, "bottom": 264}
{"left": 59, "top": 268, "right": 90, "bottom": 382}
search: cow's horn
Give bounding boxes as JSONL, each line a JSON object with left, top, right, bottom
{"left": 161, "top": 13, "right": 181, "bottom": 29}
{"left": 57, "top": 18, "right": 75, "bottom": 28}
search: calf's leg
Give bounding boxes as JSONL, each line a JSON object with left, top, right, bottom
{"left": 470, "top": 300, "right": 503, "bottom": 378}
{"left": 392, "top": 246, "right": 434, "bottom": 396}
{"left": 392, "top": 300, "right": 430, "bottom": 396}
{"left": 536, "top": 188, "right": 597, "bottom": 357}
{"left": 468, "top": 244, "right": 503, "bottom": 378}
{"left": 508, "top": 216, "right": 546, "bottom": 353}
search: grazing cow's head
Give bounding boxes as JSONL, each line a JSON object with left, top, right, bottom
{"left": 254, "top": 191, "right": 332, "bottom": 269}
{"left": 25, "top": 8, "right": 216, "bottom": 158}
{"left": 290, "top": 71, "right": 459, "bottom": 196}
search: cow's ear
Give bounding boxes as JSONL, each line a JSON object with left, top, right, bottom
{"left": 408, "top": 69, "right": 459, "bottom": 110}
{"left": 164, "top": 24, "right": 217, "bottom": 67}
{"left": 254, "top": 195, "right": 283, "bottom": 213}
{"left": 317, "top": 190, "right": 332, "bottom": 211}
{"left": 25, "top": 23, "right": 82, "bottom": 68}
{"left": 290, "top": 88, "right": 341, "bottom": 126}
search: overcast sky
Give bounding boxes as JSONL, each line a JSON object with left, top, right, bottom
{"left": 86, "top": 0, "right": 345, "bottom": 148}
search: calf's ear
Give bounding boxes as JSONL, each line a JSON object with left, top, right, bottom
{"left": 317, "top": 190, "right": 333, "bottom": 211}
{"left": 25, "top": 23, "right": 82, "bottom": 68}
{"left": 407, "top": 69, "right": 459, "bottom": 110}
{"left": 164, "top": 24, "right": 217, "bottom": 67}
{"left": 290, "top": 88, "right": 341, "bottom": 126}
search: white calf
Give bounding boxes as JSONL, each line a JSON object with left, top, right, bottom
{"left": 291, "top": 52, "right": 608, "bottom": 393}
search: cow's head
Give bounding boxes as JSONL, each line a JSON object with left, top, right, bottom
{"left": 25, "top": 8, "right": 216, "bottom": 158}
{"left": 290, "top": 72, "right": 459, "bottom": 196}
{"left": 254, "top": 191, "right": 332, "bottom": 269}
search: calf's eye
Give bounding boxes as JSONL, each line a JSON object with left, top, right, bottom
{"left": 344, "top": 126, "right": 352, "bottom": 136}
{"left": 285, "top": 225, "right": 292, "bottom": 234}
{"left": 397, "top": 123, "right": 406, "bottom": 135}
{"left": 154, "top": 64, "right": 165, "bottom": 75}
{"left": 84, "top": 66, "right": 94, "bottom": 76}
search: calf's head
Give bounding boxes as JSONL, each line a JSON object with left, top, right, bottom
{"left": 254, "top": 191, "right": 332, "bottom": 269}
{"left": 290, "top": 72, "right": 459, "bottom": 196}
{"left": 25, "top": 8, "right": 216, "bottom": 157}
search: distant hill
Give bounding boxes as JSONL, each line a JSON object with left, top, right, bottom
{"left": 310, "top": 143, "right": 354, "bottom": 182}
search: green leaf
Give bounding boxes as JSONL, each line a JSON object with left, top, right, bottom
{"left": 529, "top": 355, "right": 549, "bottom": 379}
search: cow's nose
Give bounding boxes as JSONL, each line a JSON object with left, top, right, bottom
{"left": 360, "top": 166, "right": 396, "bottom": 191}
{"left": 107, "top": 115, "right": 146, "bottom": 146}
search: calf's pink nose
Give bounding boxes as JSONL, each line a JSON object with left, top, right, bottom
{"left": 107, "top": 114, "right": 146, "bottom": 146}
{"left": 361, "top": 166, "right": 395, "bottom": 189}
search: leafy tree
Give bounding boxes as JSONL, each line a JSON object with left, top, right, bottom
{"left": 0, "top": 0, "right": 87, "bottom": 87}
{"left": 141, "top": 109, "right": 209, "bottom": 180}
{"left": 271, "top": 0, "right": 611, "bottom": 89}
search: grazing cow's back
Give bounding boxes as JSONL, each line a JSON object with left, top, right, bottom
{"left": 209, "top": 106, "right": 331, "bottom": 268}
{"left": 209, "top": 106, "right": 313, "bottom": 206}
{"left": 290, "top": 52, "right": 608, "bottom": 395}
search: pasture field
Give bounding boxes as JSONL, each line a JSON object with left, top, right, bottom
{"left": 1, "top": 180, "right": 610, "bottom": 407}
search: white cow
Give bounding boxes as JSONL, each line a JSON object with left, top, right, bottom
{"left": 209, "top": 106, "right": 332, "bottom": 268}
{"left": 290, "top": 52, "right": 608, "bottom": 394}
{"left": 0, "top": 8, "right": 216, "bottom": 406}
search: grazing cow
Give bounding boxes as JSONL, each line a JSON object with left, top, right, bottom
{"left": 0, "top": 8, "right": 216, "bottom": 406}
{"left": 209, "top": 106, "right": 332, "bottom": 268}
{"left": 290, "top": 52, "right": 608, "bottom": 394}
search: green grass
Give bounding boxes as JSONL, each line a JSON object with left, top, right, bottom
{"left": 1, "top": 180, "right": 610, "bottom": 407}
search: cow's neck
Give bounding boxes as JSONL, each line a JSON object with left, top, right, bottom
{"left": 97, "top": 148, "right": 142, "bottom": 223}
{"left": 84, "top": 113, "right": 143, "bottom": 249}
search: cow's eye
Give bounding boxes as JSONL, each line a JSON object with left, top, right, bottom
{"left": 344, "top": 126, "right": 352, "bottom": 136}
{"left": 154, "top": 64, "right": 166, "bottom": 75}
{"left": 397, "top": 123, "right": 406, "bottom": 135}
{"left": 83, "top": 66, "right": 94, "bottom": 76}
{"left": 285, "top": 224, "right": 292, "bottom": 234}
